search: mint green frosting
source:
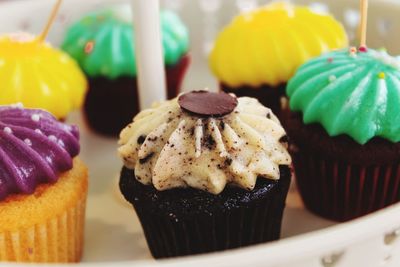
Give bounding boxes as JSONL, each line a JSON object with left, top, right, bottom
{"left": 61, "top": 6, "right": 189, "bottom": 79}
{"left": 287, "top": 48, "right": 400, "bottom": 144}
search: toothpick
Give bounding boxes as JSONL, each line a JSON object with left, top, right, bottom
{"left": 39, "top": 0, "right": 63, "bottom": 42}
{"left": 359, "top": 0, "right": 368, "bottom": 48}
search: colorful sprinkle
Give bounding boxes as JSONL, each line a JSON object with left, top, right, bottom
{"left": 378, "top": 72, "right": 385, "bottom": 79}
{"left": 48, "top": 135, "right": 57, "bottom": 142}
{"left": 24, "top": 138, "right": 32, "bottom": 146}
{"left": 10, "top": 102, "right": 24, "bottom": 109}
{"left": 84, "top": 41, "right": 95, "bottom": 54}
{"left": 3, "top": 127, "right": 12, "bottom": 134}
{"left": 349, "top": 47, "right": 358, "bottom": 58}
{"left": 31, "top": 114, "right": 41, "bottom": 122}
{"left": 328, "top": 75, "right": 337, "bottom": 82}
{"left": 327, "top": 57, "right": 333, "bottom": 63}
{"left": 359, "top": 46, "right": 368, "bottom": 53}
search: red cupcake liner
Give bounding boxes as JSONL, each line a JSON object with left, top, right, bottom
{"left": 293, "top": 148, "right": 400, "bottom": 222}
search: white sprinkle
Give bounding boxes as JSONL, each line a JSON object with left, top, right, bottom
{"left": 48, "top": 135, "right": 57, "bottom": 142}
{"left": 35, "top": 129, "right": 43, "bottom": 135}
{"left": 24, "top": 138, "right": 32, "bottom": 146}
{"left": 31, "top": 114, "right": 41, "bottom": 122}
{"left": 3, "top": 127, "right": 12, "bottom": 134}
{"left": 10, "top": 102, "right": 23, "bottom": 109}
{"left": 57, "top": 139, "right": 65, "bottom": 147}
{"left": 328, "top": 75, "right": 337, "bottom": 82}
{"left": 63, "top": 125, "right": 72, "bottom": 132}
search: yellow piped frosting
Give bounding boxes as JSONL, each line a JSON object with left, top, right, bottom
{"left": 0, "top": 33, "right": 87, "bottom": 119}
{"left": 209, "top": 2, "right": 348, "bottom": 87}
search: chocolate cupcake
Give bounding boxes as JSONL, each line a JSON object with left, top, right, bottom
{"left": 62, "top": 6, "right": 190, "bottom": 136}
{"left": 286, "top": 47, "right": 400, "bottom": 221}
{"left": 209, "top": 2, "right": 348, "bottom": 117}
{"left": 118, "top": 90, "right": 292, "bottom": 258}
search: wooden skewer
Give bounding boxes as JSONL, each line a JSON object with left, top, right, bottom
{"left": 39, "top": 0, "right": 63, "bottom": 41}
{"left": 359, "top": 0, "right": 368, "bottom": 48}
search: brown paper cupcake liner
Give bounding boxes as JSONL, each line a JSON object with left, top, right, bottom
{"left": 293, "top": 149, "right": 400, "bottom": 222}
{"left": 0, "top": 198, "right": 86, "bottom": 263}
{"left": 120, "top": 166, "right": 291, "bottom": 259}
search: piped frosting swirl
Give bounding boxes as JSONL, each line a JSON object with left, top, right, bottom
{"left": 118, "top": 91, "right": 291, "bottom": 194}
{"left": 0, "top": 105, "right": 80, "bottom": 200}
{"left": 209, "top": 2, "right": 348, "bottom": 87}
{"left": 287, "top": 48, "right": 400, "bottom": 144}
{"left": 62, "top": 6, "right": 189, "bottom": 79}
{"left": 0, "top": 33, "right": 87, "bottom": 119}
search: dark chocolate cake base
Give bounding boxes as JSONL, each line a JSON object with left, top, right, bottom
{"left": 285, "top": 112, "right": 400, "bottom": 222}
{"left": 83, "top": 55, "right": 190, "bottom": 136}
{"left": 221, "top": 83, "right": 286, "bottom": 118}
{"left": 120, "top": 166, "right": 291, "bottom": 259}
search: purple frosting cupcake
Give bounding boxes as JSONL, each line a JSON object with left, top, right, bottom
{"left": 0, "top": 104, "right": 80, "bottom": 199}
{"left": 0, "top": 104, "right": 88, "bottom": 263}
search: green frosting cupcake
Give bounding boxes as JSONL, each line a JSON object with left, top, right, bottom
{"left": 287, "top": 48, "right": 400, "bottom": 144}
{"left": 61, "top": 6, "right": 189, "bottom": 79}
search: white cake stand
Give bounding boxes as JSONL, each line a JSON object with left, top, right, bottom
{"left": 1, "top": 0, "right": 400, "bottom": 266}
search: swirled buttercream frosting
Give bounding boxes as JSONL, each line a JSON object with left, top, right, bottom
{"left": 62, "top": 6, "right": 189, "bottom": 79}
{"left": 287, "top": 47, "right": 400, "bottom": 144}
{"left": 118, "top": 91, "right": 291, "bottom": 194}
{"left": 0, "top": 33, "right": 87, "bottom": 119}
{"left": 209, "top": 2, "right": 348, "bottom": 87}
{"left": 0, "top": 104, "right": 80, "bottom": 200}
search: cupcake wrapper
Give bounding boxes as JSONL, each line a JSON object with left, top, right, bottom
{"left": 220, "top": 83, "right": 286, "bottom": 117}
{"left": 0, "top": 198, "right": 86, "bottom": 263}
{"left": 84, "top": 54, "right": 190, "bottom": 136}
{"left": 293, "top": 149, "right": 400, "bottom": 221}
{"left": 134, "top": 192, "right": 286, "bottom": 258}
{"left": 120, "top": 165, "right": 291, "bottom": 259}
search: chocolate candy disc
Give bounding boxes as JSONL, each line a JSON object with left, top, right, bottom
{"left": 178, "top": 90, "right": 238, "bottom": 117}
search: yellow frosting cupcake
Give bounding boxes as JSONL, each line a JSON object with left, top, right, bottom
{"left": 209, "top": 2, "right": 348, "bottom": 88}
{"left": 0, "top": 33, "right": 87, "bottom": 119}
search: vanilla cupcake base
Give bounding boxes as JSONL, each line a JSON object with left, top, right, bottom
{"left": 0, "top": 158, "right": 88, "bottom": 263}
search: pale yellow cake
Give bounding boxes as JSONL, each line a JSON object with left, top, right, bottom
{"left": 0, "top": 158, "right": 88, "bottom": 263}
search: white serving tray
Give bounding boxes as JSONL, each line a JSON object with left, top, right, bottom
{"left": 1, "top": 0, "right": 400, "bottom": 266}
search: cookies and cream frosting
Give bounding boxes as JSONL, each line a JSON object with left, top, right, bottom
{"left": 0, "top": 104, "right": 80, "bottom": 200}
{"left": 209, "top": 2, "right": 348, "bottom": 87}
{"left": 118, "top": 91, "right": 291, "bottom": 194}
